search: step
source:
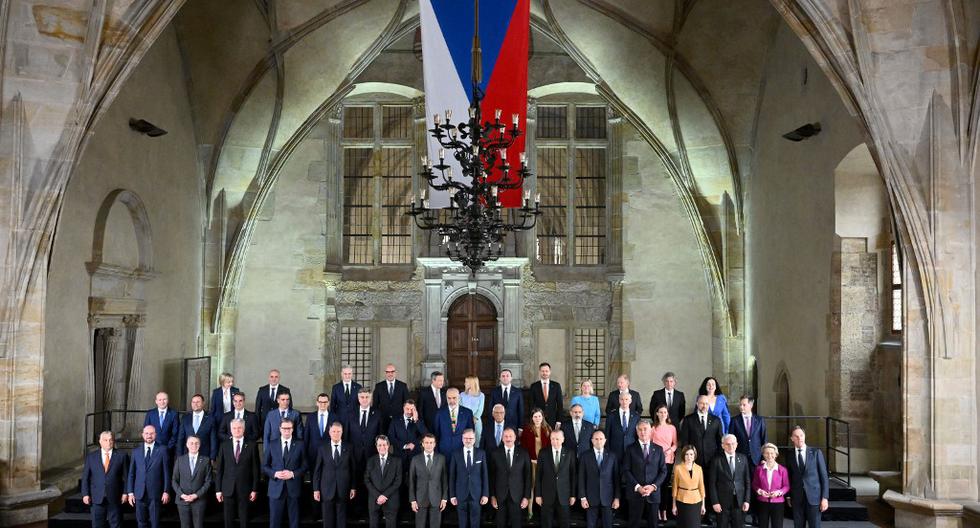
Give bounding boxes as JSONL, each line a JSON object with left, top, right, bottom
{"left": 822, "top": 500, "right": 870, "bottom": 522}
{"left": 827, "top": 479, "right": 857, "bottom": 501}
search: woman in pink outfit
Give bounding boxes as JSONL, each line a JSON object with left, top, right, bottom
{"left": 752, "top": 443, "right": 791, "bottom": 528}
{"left": 650, "top": 404, "right": 677, "bottom": 522}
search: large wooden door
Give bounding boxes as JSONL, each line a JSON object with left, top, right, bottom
{"left": 447, "top": 294, "right": 498, "bottom": 389}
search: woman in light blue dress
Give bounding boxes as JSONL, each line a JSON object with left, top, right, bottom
{"left": 460, "top": 375, "right": 486, "bottom": 444}
{"left": 698, "top": 376, "right": 730, "bottom": 435}
{"left": 569, "top": 378, "right": 601, "bottom": 425}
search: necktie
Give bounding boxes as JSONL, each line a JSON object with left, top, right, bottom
{"left": 236, "top": 411, "right": 242, "bottom": 421}
{"left": 507, "top": 449, "right": 512, "bottom": 467}
{"left": 334, "top": 445, "right": 340, "bottom": 463}
{"left": 406, "top": 418, "right": 411, "bottom": 430}
{"left": 320, "top": 413, "right": 326, "bottom": 435}
{"left": 597, "top": 451, "right": 603, "bottom": 466}
{"left": 495, "top": 424, "right": 502, "bottom": 446}
{"left": 361, "top": 410, "right": 367, "bottom": 429}
{"left": 798, "top": 449, "right": 805, "bottom": 471}
{"left": 271, "top": 386, "right": 276, "bottom": 400}
{"left": 621, "top": 411, "right": 627, "bottom": 431}
{"left": 426, "top": 454, "right": 432, "bottom": 470}
{"left": 190, "top": 455, "right": 196, "bottom": 473}
{"left": 745, "top": 416, "right": 751, "bottom": 432}
{"left": 283, "top": 441, "right": 289, "bottom": 458}
{"left": 504, "top": 387, "right": 509, "bottom": 404}
{"left": 193, "top": 413, "right": 201, "bottom": 432}
{"left": 145, "top": 446, "right": 152, "bottom": 467}
{"left": 435, "top": 389, "right": 441, "bottom": 408}
{"left": 555, "top": 449, "right": 560, "bottom": 465}
{"left": 380, "top": 456, "right": 386, "bottom": 475}
{"left": 574, "top": 421, "right": 581, "bottom": 441}
{"left": 667, "top": 391, "right": 672, "bottom": 409}
{"left": 729, "top": 455, "right": 735, "bottom": 476}
{"left": 701, "top": 415, "right": 707, "bottom": 430}
{"left": 389, "top": 382, "right": 393, "bottom": 397}
{"left": 103, "top": 452, "right": 110, "bottom": 473}
{"left": 281, "top": 410, "right": 286, "bottom": 419}
{"left": 159, "top": 410, "right": 165, "bottom": 424}
{"left": 543, "top": 382, "right": 549, "bottom": 401}
{"left": 643, "top": 444, "right": 649, "bottom": 461}
{"left": 466, "top": 450, "right": 472, "bottom": 469}
{"left": 234, "top": 440, "right": 241, "bottom": 462}
{"left": 345, "top": 384, "right": 350, "bottom": 399}
{"left": 451, "top": 409, "right": 457, "bottom": 429}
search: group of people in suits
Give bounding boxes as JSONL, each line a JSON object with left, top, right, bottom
{"left": 80, "top": 366, "right": 829, "bottom": 528}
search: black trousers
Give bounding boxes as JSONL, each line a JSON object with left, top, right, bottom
{"left": 367, "top": 493, "right": 399, "bottom": 528}
{"left": 320, "top": 496, "right": 349, "bottom": 528}
{"left": 674, "top": 501, "right": 701, "bottom": 528}
{"left": 584, "top": 505, "right": 613, "bottom": 528}
{"left": 90, "top": 499, "right": 122, "bottom": 528}
{"left": 757, "top": 501, "right": 785, "bottom": 528}
{"left": 659, "top": 463, "right": 673, "bottom": 513}
{"left": 221, "top": 492, "right": 250, "bottom": 528}
{"left": 496, "top": 497, "right": 523, "bottom": 528}
{"left": 792, "top": 494, "right": 821, "bottom": 528}
{"left": 627, "top": 496, "right": 659, "bottom": 528}
{"left": 539, "top": 499, "right": 570, "bottom": 528}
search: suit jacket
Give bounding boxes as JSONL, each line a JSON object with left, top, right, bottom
{"left": 345, "top": 407, "right": 382, "bottom": 461}
{"left": 623, "top": 442, "right": 668, "bottom": 503}
{"left": 649, "top": 389, "right": 686, "bottom": 426}
{"left": 678, "top": 412, "right": 723, "bottom": 466}
{"left": 708, "top": 452, "right": 751, "bottom": 506}
{"left": 752, "top": 463, "right": 790, "bottom": 503}
{"left": 329, "top": 381, "right": 362, "bottom": 420}
{"left": 262, "top": 439, "right": 307, "bottom": 499}
{"left": 417, "top": 384, "right": 448, "bottom": 432}
{"left": 434, "top": 406, "right": 474, "bottom": 456}
{"left": 786, "top": 446, "right": 830, "bottom": 506}
{"left": 218, "top": 409, "right": 260, "bottom": 444}
{"left": 604, "top": 410, "right": 640, "bottom": 461}
{"left": 305, "top": 411, "right": 340, "bottom": 465}
{"left": 729, "top": 414, "right": 767, "bottom": 466}
{"left": 143, "top": 409, "right": 179, "bottom": 451}
{"left": 263, "top": 408, "right": 304, "bottom": 447}
{"left": 210, "top": 386, "right": 240, "bottom": 423}
{"left": 81, "top": 449, "right": 128, "bottom": 504}
{"left": 127, "top": 443, "right": 171, "bottom": 500}
{"left": 176, "top": 412, "right": 218, "bottom": 459}
{"left": 365, "top": 454, "right": 402, "bottom": 500}
{"left": 449, "top": 448, "right": 489, "bottom": 501}
{"left": 254, "top": 384, "right": 291, "bottom": 429}
{"left": 171, "top": 453, "right": 212, "bottom": 500}
{"left": 578, "top": 450, "right": 619, "bottom": 506}
{"left": 483, "top": 421, "right": 507, "bottom": 454}
{"left": 562, "top": 420, "right": 596, "bottom": 459}
{"left": 489, "top": 446, "right": 531, "bottom": 503}
{"left": 214, "top": 437, "right": 259, "bottom": 497}
{"left": 372, "top": 379, "right": 410, "bottom": 429}
{"left": 672, "top": 463, "right": 706, "bottom": 504}
{"left": 604, "top": 389, "right": 643, "bottom": 417}
{"left": 388, "top": 416, "right": 428, "bottom": 460}
{"left": 488, "top": 385, "right": 525, "bottom": 430}
{"left": 409, "top": 452, "right": 448, "bottom": 507}
{"left": 529, "top": 380, "right": 564, "bottom": 426}
{"left": 535, "top": 446, "right": 576, "bottom": 505}
{"left": 313, "top": 441, "right": 355, "bottom": 500}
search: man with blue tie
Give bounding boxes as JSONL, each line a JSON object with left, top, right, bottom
{"left": 143, "top": 392, "right": 179, "bottom": 456}
{"left": 483, "top": 405, "right": 507, "bottom": 456}
{"left": 623, "top": 420, "right": 668, "bottom": 528}
{"left": 263, "top": 418, "right": 307, "bottom": 528}
{"left": 305, "top": 393, "right": 335, "bottom": 469}
{"left": 82, "top": 431, "right": 128, "bottom": 528}
{"left": 449, "top": 429, "right": 489, "bottom": 528}
{"left": 578, "top": 430, "right": 620, "bottom": 528}
{"left": 330, "top": 366, "right": 362, "bottom": 421}
{"left": 729, "top": 394, "right": 767, "bottom": 466}
{"left": 126, "top": 425, "right": 171, "bottom": 528}
{"left": 177, "top": 394, "right": 218, "bottom": 459}
{"left": 787, "top": 426, "right": 829, "bottom": 528}
{"left": 171, "top": 435, "right": 212, "bottom": 528}
{"left": 264, "top": 392, "right": 304, "bottom": 447}
{"left": 605, "top": 392, "right": 639, "bottom": 462}
{"left": 435, "top": 388, "right": 474, "bottom": 456}
{"left": 489, "top": 369, "right": 524, "bottom": 430}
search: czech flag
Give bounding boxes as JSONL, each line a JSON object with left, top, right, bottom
{"left": 420, "top": 0, "right": 530, "bottom": 207}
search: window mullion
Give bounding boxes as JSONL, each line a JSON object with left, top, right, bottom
{"left": 567, "top": 104, "right": 576, "bottom": 267}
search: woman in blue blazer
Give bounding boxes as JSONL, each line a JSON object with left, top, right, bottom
{"left": 698, "top": 377, "right": 730, "bottom": 435}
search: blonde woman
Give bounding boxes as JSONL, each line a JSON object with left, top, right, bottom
{"left": 672, "top": 445, "right": 706, "bottom": 528}
{"left": 752, "top": 443, "right": 790, "bottom": 528}
{"left": 569, "top": 379, "right": 601, "bottom": 425}
{"left": 460, "top": 375, "right": 485, "bottom": 444}
{"left": 210, "top": 372, "right": 239, "bottom": 421}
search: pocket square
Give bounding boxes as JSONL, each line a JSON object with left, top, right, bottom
{"left": 476, "top": 460, "right": 482, "bottom": 464}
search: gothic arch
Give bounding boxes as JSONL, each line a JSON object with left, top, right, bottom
{"left": 90, "top": 189, "right": 155, "bottom": 273}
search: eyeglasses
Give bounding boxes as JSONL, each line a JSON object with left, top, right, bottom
{"left": 385, "top": 370, "right": 396, "bottom": 374}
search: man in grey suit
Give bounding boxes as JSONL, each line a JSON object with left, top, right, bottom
{"left": 171, "top": 435, "right": 212, "bottom": 528}
{"left": 365, "top": 435, "right": 402, "bottom": 528}
{"left": 409, "top": 434, "right": 448, "bottom": 528}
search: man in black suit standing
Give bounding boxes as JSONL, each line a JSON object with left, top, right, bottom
{"left": 563, "top": 404, "right": 596, "bottom": 459}
{"left": 219, "top": 393, "right": 259, "bottom": 443}
{"left": 489, "top": 428, "right": 531, "bottom": 528}
{"left": 81, "top": 431, "right": 128, "bottom": 528}
{"left": 373, "top": 364, "right": 410, "bottom": 433}
{"left": 606, "top": 391, "right": 640, "bottom": 463}
{"left": 330, "top": 366, "right": 362, "bottom": 421}
{"left": 488, "top": 369, "right": 524, "bottom": 430}
{"left": 530, "top": 363, "right": 564, "bottom": 427}
{"left": 255, "top": 369, "right": 290, "bottom": 430}
{"left": 417, "top": 371, "right": 448, "bottom": 432}
{"left": 389, "top": 400, "right": 427, "bottom": 463}
{"left": 306, "top": 393, "right": 337, "bottom": 470}
{"left": 623, "top": 420, "right": 668, "bottom": 528}
{"left": 262, "top": 418, "right": 307, "bottom": 528}
{"left": 604, "top": 374, "right": 643, "bottom": 417}
{"left": 365, "top": 435, "right": 402, "bottom": 528}
{"left": 484, "top": 404, "right": 507, "bottom": 458}
{"left": 176, "top": 394, "right": 218, "bottom": 460}
{"left": 787, "top": 426, "right": 829, "bottom": 528}
{"left": 348, "top": 388, "right": 381, "bottom": 515}
{"left": 708, "top": 434, "right": 751, "bottom": 528}
{"left": 648, "top": 372, "right": 686, "bottom": 426}
{"left": 535, "top": 429, "right": 576, "bottom": 528}
{"left": 214, "top": 419, "right": 259, "bottom": 528}
{"left": 678, "top": 395, "right": 723, "bottom": 469}
{"left": 578, "top": 429, "right": 620, "bottom": 528}
{"left": 313, "top": 422, "right": 356, "bottom": 528}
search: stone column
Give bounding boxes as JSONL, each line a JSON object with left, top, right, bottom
{"left": 500, "top": 267, "right": 524, "bottom": 386}
{"left": 124, "top": 315, "right": 147, "bottom": 436}
{"left": 421, "top": 276, "right": 446, "bottom": 384}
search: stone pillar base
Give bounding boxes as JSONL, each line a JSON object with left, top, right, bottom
{"left": 0, "top": 486, "right": 61, "bottom": 526}
{"left": 883, "top": 490, "right": 964, "bottom": 528}
{"left": 420, "top": 359, "right": 446, "bottom": 386}
{"left": 499, "top": 359, "right": 525, "bottom": 386}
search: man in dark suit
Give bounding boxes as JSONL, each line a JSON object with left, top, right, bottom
{"left": 81, "top": 431, "right": 128, "bottom": 528}
{"left": 143, "top": 392, "right": 179, "bottom": 456}
{"left": 449, "top": 429, "right": 489, "bottom": 528}
{"left": 255, "top": 369, "right": 291, "bottom": 430}
{"left": 578, "top": 429, "right": 620, "bottom": 528}
{"left": 214, "top": 419, "right": 259, "bottom": 528}
{"left": 306, "top": 393, "right": 338, "bottom": 469}
{"left": 408, "top": 434, "right": 448, "bottom": 528}
{"left": 434, "top": 388, "right": 475, "bottom": 456}
{"left": 623, "top": 420, "right": 668, "bottom": 528}
{"left": 210, "top": 372, "right": 240, "bottom": 426}
{"left": 787, "top": 426, "right": 829, "bottom": 528}
{"left": 648, "top": 372, "right": 686, "bottom": 427}
{"left": 708, "top": 434, "right": 751, "bottom": 528}
{"left": 262, "top": 418, "right": 307, "bottom": 528}
{"left": 313, "top": 422, "right": 356, "bottom": 528}
{"left": 484, "top": 404, "right": 507, "bottom": 457}
{"left": 347, "top": 388, "right": 382, "bottom": 465}
{"left": 389, "top": 400, "right": 427, "bottom": 462}
{"left": 177, "top": 394, "right": 218, "bottom": 459}
{"left": 605, "top": 391, "right": 639, "bottom": 462}
{"left": 529, "top": 362, "right": 563, "bottom": 427}
{"left": 365, "top": 435, "right": 402, "bottom": 528}
{"left": 564, "top": 404, "right": 596, "bottom": 459}
{"left": 264, "top": 392, "right": 304, "bottom": 447}
{"left": 417, "top": 371, "right": 448, "bottom": 432}
{"left": 488, "top": 369, "right": 524, "bottom": 430}
{"left": 126, "top": 425, "right": 171, "bottom": 528}
{"left": 729, "top": 394, "right": 767, "bottom": 466}
{"left": 535, "top": 429, "right": 576, "bottom": 528}
{"left": 171, "top": 435, "right": 212, "bottom": 528}
{"left": 678, "top": 395, "right": 723, "bottom": 469}
{"left": 373, "top": 363, "right": 410, "bottom": 433}
{"left": 604, "top": 374, "right": 643, "bottom": 417}
{"left": 219, "top": 393, "right": 259, "bottom": 443}
{"left": 330, "top": 366, "right": 362, "bottom": 421}
{"left": 489, "top": 428, "right": 531, "bottom": 528}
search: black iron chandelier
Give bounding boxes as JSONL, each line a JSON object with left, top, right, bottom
{"left": 408, "top": 1, "right": 540, "bottom": 274}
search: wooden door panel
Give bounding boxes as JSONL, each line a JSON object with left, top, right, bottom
{"left": 447, "top": 295, "right": 498, "bottom": 391}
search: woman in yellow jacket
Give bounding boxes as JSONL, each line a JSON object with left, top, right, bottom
{"left": 672, "top": 444, "right": 707, "bottom": 528}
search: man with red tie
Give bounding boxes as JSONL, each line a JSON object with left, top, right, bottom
{"left": 82, "top": 431, "right": 128, "bottom": 528}
{"left": 214, "top": 419, "right": 259, "bottom": 528}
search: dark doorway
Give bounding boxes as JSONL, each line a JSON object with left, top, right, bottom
{"left": 446, "top": 294, "right": 498, "bottom": 390}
